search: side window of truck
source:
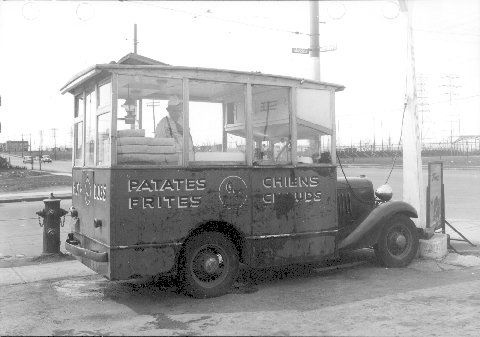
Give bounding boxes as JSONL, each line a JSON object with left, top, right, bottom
{"left": 115, "top": 75, "right": 183, "bottom": 166}
{"left": 188, "top": 80, "right": 247, "bottom": 165}
{"left": 295, "top": 88, "right": 333, "bottom": 165}
{"left": 252, "top": 85, "right": 291, "bottom": 165}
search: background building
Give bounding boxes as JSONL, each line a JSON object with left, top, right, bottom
{"left": 5, "top": 140, "right": 29, "bottom": 153}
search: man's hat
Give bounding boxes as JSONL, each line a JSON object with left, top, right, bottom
{"left": 167, "top": 96, "right": 182, "bottom": 107}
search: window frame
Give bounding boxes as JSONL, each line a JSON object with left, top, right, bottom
{"left": 95, "top": 77, "right": 112, "bottom": 167}
{"left": 293, "top": 87, "right": 336, "bottom": 166}
{"left": 83, "top": 86, "right": 97, "bottom": 167}
{"left": 186, "top": 78, "right": 249, "bottom": 166}
{"left": 250, "top": 84, "right": 294, "bottom": 166}
{"left": 73, "top": 93, "right": 85, "bottom": 167}
{"left": 97, "top": 78, "right": 112, "bottom": 110}
{"left": 112, "top": 73, "right": 185, "bottom": 167}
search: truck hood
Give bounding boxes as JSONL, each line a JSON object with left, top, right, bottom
{"left": 337, "top": 177, "right": 373, "bottom": 190}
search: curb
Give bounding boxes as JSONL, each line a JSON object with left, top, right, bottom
{"left": 0, "top": 193, "right": 71, "bottom": 204}
{"left": 0, "top": 260, "right": 96, "bottom": 286}
{"left": 31, "top": 169, "right": 72, "bottom": 177}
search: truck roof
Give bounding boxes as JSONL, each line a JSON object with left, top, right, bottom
{"left": 61, "top": 59, "right": 345, "bottom": 95}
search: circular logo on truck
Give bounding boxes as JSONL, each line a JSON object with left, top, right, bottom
{"left": 219, "top": 176, "right": 247, "bottom": 209}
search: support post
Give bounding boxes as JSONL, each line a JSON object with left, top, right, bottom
{"left": 245, "top": 84, "right": 253, "bottom": 166}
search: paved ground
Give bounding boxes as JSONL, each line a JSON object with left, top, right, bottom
{"left": 2, "top": 253, "right": 480, "bottom": 336}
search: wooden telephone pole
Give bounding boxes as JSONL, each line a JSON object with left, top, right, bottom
{"left": 134, "top": 23, "right": 138, "bottom": 54}
{"left": 399, "top": 0, "right": 425, "bottom": 230}
{"left": 310, "top": 1, "right": 320, "bottom": 82}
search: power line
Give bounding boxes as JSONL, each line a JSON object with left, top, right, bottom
{"left": 428, "top": 93, "right": 480, "bottom": 105}
{"left": 414, "top": 28, "right": 480, "bottom": 38}
{"left": 128, "top": 1, "right": 312, "bottom": 37}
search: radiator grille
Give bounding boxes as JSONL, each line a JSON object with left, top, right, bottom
{"left": 337, "top": 192, "right": 352, "bottom": 215}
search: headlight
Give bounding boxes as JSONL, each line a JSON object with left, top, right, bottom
{"left": 375, "top": 184, "right": 393, "bottom": 202}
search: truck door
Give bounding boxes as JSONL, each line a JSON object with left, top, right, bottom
{"left": 250, "top": 166, "right": 337, "bottom": 267}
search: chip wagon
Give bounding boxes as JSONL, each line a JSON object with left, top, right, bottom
{"left": 63, "top": 53, "right": 420, "bottom": 298}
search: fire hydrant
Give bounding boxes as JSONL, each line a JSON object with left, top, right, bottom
{"left": 36, "top": 193, "right": 68, "bottom": 254}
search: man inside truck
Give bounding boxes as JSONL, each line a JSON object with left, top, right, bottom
{"left": 155, "top": 96, "right": 194, "bottom": 156}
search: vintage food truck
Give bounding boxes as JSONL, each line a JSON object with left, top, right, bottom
{"left": 63, "top": 53, "right": 420, "bottom": 298}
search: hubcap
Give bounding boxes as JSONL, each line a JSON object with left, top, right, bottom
{"left": 191, "top": 245, "right": 228, "bottom": 287}
{"left": 386, "top": 225, "right": 412, "bottom": 257}
{"left": 204, "top": 256, "right": 220, "bottom": 274}
{"left": 395, "top": 234, "right": 407, "bottom": 249}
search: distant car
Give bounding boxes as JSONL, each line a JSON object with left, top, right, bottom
{"left": 23, "top": 156, "right": 33, "bottom": 164}
{"left": 41, "top": 155, "right": 52, "bottom": 163}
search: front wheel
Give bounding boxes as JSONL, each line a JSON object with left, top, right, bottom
{"left": 180, "top": 232, "right": 239, "bottom": 298}
{"left": 374, "top": 214, "right": 419, "bottom": 267}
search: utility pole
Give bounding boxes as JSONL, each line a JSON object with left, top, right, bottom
{"left": 134, "top": 23, "right": 138, "bottom": 54}
{"left": 372, "top": 116, "right": 376, "bottom": 155}
{"left": 29, "top": 134, "right": 33, "bottom": 170}
{"left": 399, "top": 0, "right": 425, "bottom": 230}
{"left": 147, "top": 100, "right": 161, "bottom": 133}
{"left": 39, "top": 130, "right": 43, "bottom": 171}
{"left": 21, "top": 134, "right": 24, "bottom": 158}
{"left": 440, "top": 73, "right": 460, "bottom": 155}
{"left": 310, "top": 1, "right": 320, "bottom": 81}
{"left": 52, "top": 128, "right": 57, "bottom": 160}
{"left": 416, "top": 74, "right": 429, "bottom": 142}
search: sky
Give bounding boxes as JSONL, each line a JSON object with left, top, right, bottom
{"left": 0, "top": 0, "right": 478, "bottom": 149}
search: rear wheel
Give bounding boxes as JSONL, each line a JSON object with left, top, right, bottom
{"left": 374, "top": 214, "right": 419, "bottom": 267}
{"left": 180, "top": 232, "right": 239, "bottom": 298}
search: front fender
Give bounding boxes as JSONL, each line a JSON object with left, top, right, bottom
{"left": 338, "top": 201, "right": 418, "bottom": 251}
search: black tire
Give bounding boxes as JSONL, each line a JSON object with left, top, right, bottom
{"left": 180, "top": 232, "right": 239, "bottom": 298}
{"left": 374, "top": 214, "right": 419, "bottom": 268}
